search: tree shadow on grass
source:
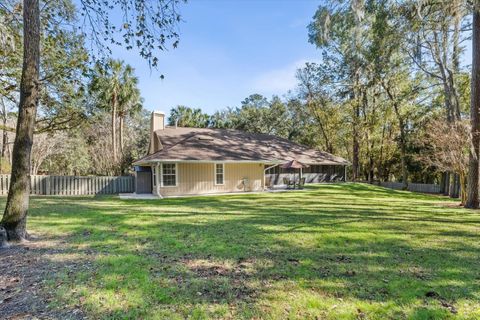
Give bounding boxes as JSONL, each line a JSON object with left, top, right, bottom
{"left": 6, "top": 183, "right": 479, "bottom": 319}
{"left": 60, "top": 216, "right": 479, "bottom": 318}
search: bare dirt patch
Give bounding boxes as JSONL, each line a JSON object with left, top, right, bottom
{"left": 185, "top": 258, "right": 255, "bottom": 278}
{"left": 0, "top": 236, "right": 86, "bottom": 319}
{"left": 182, "top": 258, "right": 259, "bottom": 301}
{"left": 435, "top": 202, "right": 463, "bottom": 208}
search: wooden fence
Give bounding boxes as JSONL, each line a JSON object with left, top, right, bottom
{"left": 379, "top": 181, "right": 442, "bottom": 194}
{"left": 0, "top": 175, "right": 135, "bottom": 196}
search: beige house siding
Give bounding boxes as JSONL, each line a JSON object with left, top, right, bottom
{"left": 157, "top": 162, "right": 264, "bottom": 197}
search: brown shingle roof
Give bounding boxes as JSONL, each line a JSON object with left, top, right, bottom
{"left": 133, "top": 127, "right": 349, "bottom": 165}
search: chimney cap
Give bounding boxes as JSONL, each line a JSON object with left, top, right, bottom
{"left": 152, "top": 110, "right": 165, "bottom": 115}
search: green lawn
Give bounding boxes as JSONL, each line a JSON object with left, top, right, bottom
{"left": 24, "top": 183, "right": 480, "bottom": 319}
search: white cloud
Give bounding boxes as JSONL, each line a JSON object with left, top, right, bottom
{"left": 251, "top": 58, "right": 320, "bottom": 95}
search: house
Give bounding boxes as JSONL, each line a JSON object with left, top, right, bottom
{"left": 133, "top": 111, "right": 349, "bottom": 197}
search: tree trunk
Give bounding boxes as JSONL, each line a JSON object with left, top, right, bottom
{"left": 383, "top": 82, "right": 408, "bottom": 190}
{"left": 460, "top": 173, "right": 467, "bottom": 205}
{"left": 397, "top": 127, "right": 408, "bottom": 189}
{"left": 466, "top": 2, "right": 480, "bottom": 209}
{"left": 450, "top": 173, "right": 459, "bottom": 198}
{"left": 0, "top": 0, "right": 40, "bottom": 241}
{"left": 352, "top": 104, "right": 360, "bottom": 181}
{"left": 449, "top": 173, "right": 455, "bottom": 198}
{"left": 307, "top": 95, "right": 334, "bottom": 154}
{"left": 0, "top": 99, "right": 8, "bottom": 174}
{"left": 440, "top": 172, "right": 447, "bottom": 194}
{"left": 2, "top": 127, "right": 8, "bottom": 161}
{"left": 119, "top": 115, "right": 124, "bottom": 155}
{"left": 378, "top": 123, "right": 387, "bottom": 182}
{"left": 443, "top": 172, "right": 451, "bottom": 196}
{"left": 111, "top": 93, "right": 117, "bottom": 163}
{"left": 368, "top": 154, "right": 374, "bottom": 183}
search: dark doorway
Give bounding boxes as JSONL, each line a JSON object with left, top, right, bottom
{"left": 135, "top": 166, "right": 152, "bottom": 194}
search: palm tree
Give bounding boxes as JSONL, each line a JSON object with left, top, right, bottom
{"left": 117, "top": 65, "right": 142, "bottom": 155}
{"left": 168, "top": 105, "right": 210, "bottom": 128}
{"left": 89, "top": 60, "right": 142, "bottom": 163}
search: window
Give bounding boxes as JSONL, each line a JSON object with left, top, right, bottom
{"left": 152, "top": 166, "right": 157, "bottom": 186}
{"left": 162, "top": 163, "right": 177, "bottom": 187}
{"left": 215, "top": 163, "right": 224, "bottom": 185}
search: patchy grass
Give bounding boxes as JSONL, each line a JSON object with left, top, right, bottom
{"left": 12, "top": 183, "right": 480, "bottom": 318}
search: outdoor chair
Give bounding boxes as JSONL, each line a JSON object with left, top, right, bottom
{"left": 242, "top": 178, "right": 250, "bottom": 192}
{"left": 283, "top": 177, "right": 295, "bottom": 189}
{"left": 297, "top": 177, "right": 306, "bottom": 189}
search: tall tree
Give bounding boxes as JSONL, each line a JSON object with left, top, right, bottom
{"left": 308, "top": 1, "right": 368, "bottom": 181}
{"left": 1, "top": 0, "right": 40, "bottom": 241}
{"left": 404, "top": 0, "right": 469, "bottom": 196}
{"left": 168, "top": 105, "right": 210, "bottom": 128}
{"left": 1, "top": 0, "right": 184, "bottom": 244}
{"left": 0, "top": 99, "right": 14, "bottom": 172}
{"left": 369, "top": 0, "right": 419, "bottom": 188}
{"left": 405, "top": 0, "right": 467, "bottom": 123}
{"left": 1, "top": 4, "right": 91, "bottom": 136}
{"left": 90, "top": 60, "right": 122, "bottom": 163}
{"left": 89, "top": 60, "right": 143, "bottom": 169}
{"left": 466, "top": 1, "right": 480, "bottom": 208}
{"left": 210, "top": 95, "right": 291, "bottom": 138}
{"left": 418, "top": 118, "right": 470, "bottom": 204}
{"left": 117, "top": 65, "right": 142, "bottom": 155}
{"left": 296, "top": 63, "right": 342, "bottom": 154}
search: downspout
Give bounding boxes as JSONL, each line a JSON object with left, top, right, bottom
{"left": 264, "top": 164, "right": 279, "bottom": 190}
{"left": 154, "top": 163, "right": 163, "bottom": 198}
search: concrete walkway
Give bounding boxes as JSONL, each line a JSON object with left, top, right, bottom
{"left": 119, "top": 187, "right": 307, "bottom": 200}
{"left": 119, "top": 193, "right": 158, "bottom": 200}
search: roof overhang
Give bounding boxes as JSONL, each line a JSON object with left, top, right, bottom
{"left": 133, "top": 159, "right": 276, "bottom": 166}
{"left": 133, "top": 159, "right": 350, "bottom": 166}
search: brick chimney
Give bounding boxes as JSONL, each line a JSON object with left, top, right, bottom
{"left": 149, "top": 111, "right": 165, "bottom": 154}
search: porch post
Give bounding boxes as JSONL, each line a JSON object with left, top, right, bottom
{"left": 263, "top": 165, "right": 266, "bottom": 190}
{"left": 151, "top": 165, "right": 156, "bottom": 195}
{"left": 344, "top": 165, "right": 347, "bottom": 182}
{"left": 156, "top": 163, "right": 161, "bottom": 195}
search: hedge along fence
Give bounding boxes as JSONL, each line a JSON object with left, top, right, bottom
{"left": 0, "top": 175, "right": 135, "bottom": 196}
{"left": 379, "top": 181, "right": 442, "bottom": 194}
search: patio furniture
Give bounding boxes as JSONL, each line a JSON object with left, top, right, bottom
{"left": 242, "top": 178, "right": 250, "bottom": 192}
{"left": 297, "top": 177, "right": 306, "bottom": 189}
{"left": 280, "top": 160, "right": 309, "bottom": 190}
{"left": 283, "top": 177, "right": 295, "bottom": 189}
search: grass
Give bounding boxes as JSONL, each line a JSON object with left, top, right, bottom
{"left": 19, "top": 183, "right": 480, "bottom": 319}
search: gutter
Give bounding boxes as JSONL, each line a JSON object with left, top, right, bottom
{"left": 133, "top": 159, "right": 351, "bottom": 167}
{"left": 133, "top": 159, "right": 283, "bottom": 166}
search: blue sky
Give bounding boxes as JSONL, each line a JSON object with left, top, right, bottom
{"left": 111, "top": 0, "right": 321, "bottom": 114}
